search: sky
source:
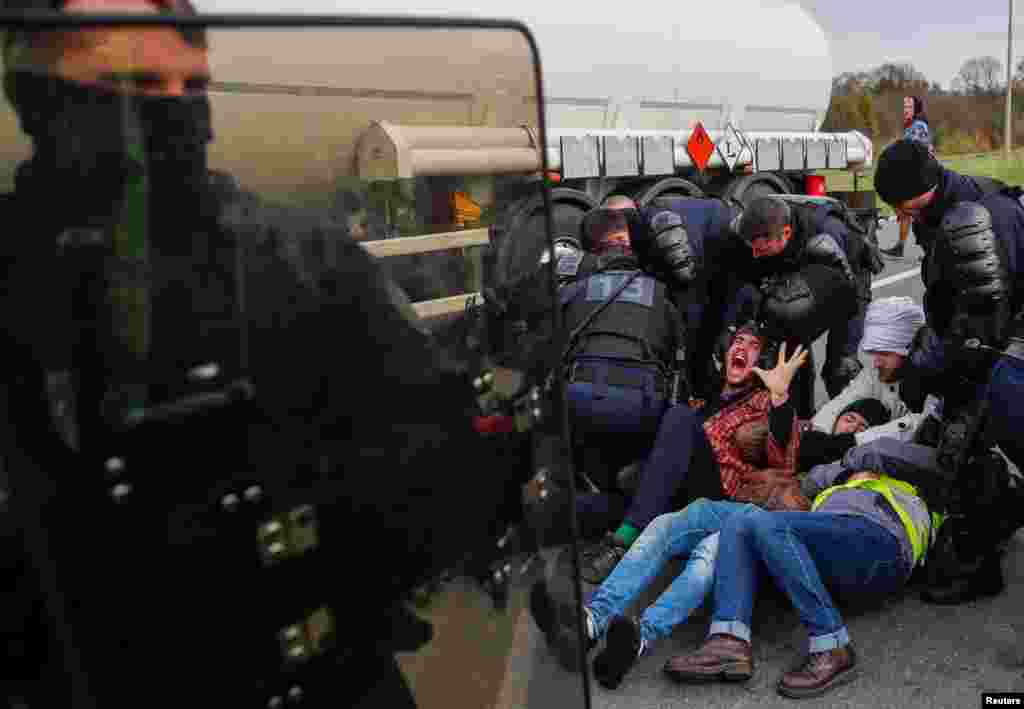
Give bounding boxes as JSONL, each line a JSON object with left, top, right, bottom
{"left": 197, "top": 0, "right": 1015, "bottom": 92}
{"left": 801, "top": 0, "right": 1020, "bottom": 89}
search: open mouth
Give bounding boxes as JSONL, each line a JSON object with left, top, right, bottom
{"left": 730, "top": 351, "right": 748, "bottom": 369}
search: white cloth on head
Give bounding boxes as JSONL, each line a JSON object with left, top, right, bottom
{"left": 859, "top": 296, "right": 925, "bottom": 356}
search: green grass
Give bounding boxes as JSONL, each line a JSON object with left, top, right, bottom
{"left": 819, "top": 149, "right": 1024, "bottom": 216}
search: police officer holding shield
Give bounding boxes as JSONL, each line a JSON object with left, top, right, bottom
{"left": 871, "top": 138, "right": 1024, "bottom": 603}
{"left": 0, "top": 2, "right": 553, "bottom": 707}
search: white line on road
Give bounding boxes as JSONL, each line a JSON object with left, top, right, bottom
{"left": 872, "top": 267, "right": 920, "bottom": 290}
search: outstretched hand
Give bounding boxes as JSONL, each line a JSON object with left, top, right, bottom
{"left": 750, "top": 342, "right": 808, "bottom": 402}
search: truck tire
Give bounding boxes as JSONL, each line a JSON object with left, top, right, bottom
{"left": 632, "top": 178, "right": 705, "bottom": 208}
{"left": 722, "top": 173, "right": 792, "bottom": 207}
{"left": 487, "top": 187, "right": 597, "bottom": 286}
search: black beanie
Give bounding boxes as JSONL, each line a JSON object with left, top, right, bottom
{"left": 873, "top": 139, "right": 941, "bottom": 206}
{"left": 837, "top": 398, "right": 890, "bottom": 430}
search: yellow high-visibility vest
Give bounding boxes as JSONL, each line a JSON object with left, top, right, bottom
{"left": 812, "top": 474, "right": 944, "bottom": 567}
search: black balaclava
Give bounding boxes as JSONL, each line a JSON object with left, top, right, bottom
{"left": 7, "top": 70, "right": 214, "bottom": 227}
{"left": 3, "top": 18, "right": 221, "bottom": 426}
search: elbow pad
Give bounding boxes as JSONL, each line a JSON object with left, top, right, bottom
{"left": 804, "top": 232, "right": 856, "bottom": 285}
{"left": 940, "top": 202, "right": 1014, "bottom": 350}
{"left": 647, "top": 210, "right": 697, "bottom": 288}
{"left": 939, "top": 201, "right": 1012, "bottom": 308}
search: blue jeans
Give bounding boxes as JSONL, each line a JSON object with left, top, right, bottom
{"left": 574, "top": 403, "right": 723, "bottom": 538}
{"left": 624, "top": 404, "right": 722, "bottom": 530}
{"left": 711, "top": 510, "right": 908, "bottom": 652}
{"left": 586, "top": 500, "right": 758, "bottom": 646}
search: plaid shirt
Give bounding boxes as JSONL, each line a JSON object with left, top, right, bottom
{"left": 702, "top": 388, "right": 801, "bottom": 497}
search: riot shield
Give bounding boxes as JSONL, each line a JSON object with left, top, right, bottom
{"left": 0, "top": 12, "right": 591, "bottom": 709}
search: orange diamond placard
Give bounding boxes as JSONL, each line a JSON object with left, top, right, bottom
{"left": 687, "top": 122, "right": 714, "bottom": 171}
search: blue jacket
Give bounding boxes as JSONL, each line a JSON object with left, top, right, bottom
{"left": 904, "top": 119, "right": 932, "bottom": 149}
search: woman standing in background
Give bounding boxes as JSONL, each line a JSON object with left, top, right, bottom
{"left": 881, "top": 95, "right": 932, "bottom": 258}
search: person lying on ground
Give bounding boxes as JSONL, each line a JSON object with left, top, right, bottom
{"left": 529, "top": 341, "right": 810, "bottom": 689}
{"left": 664, "top": 445, "right": 938, "bottom": 699}
{"left": 574, "top": 321, "right": 803, "bottom": 585}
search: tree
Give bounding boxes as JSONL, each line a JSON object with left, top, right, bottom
{"left": 953, "top": 56, "right": 1004, "bottom": 96}
{"left": 831, "top": 63, "right": 931, "bottom": 96}
{"left": 856, "top": 93, "right": 880, "bottom": 137}
{"left": 821, "top": 93, "right": 880, "bottom": 136}
{"left": 832, "top": 71, "right": 872, "bottom": 96}
{"left": 870, "top": 62, "right": 931, "bottom": 94}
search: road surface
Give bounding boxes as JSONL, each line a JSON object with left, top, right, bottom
{"left": 400, "top": 219, "right": 1024, "bottom": 709}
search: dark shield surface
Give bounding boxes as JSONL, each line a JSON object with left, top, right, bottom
{"left": 0, "top": 15, "right": 589, "bottom": 709}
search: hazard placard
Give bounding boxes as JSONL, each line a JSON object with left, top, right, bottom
{"left": 717, "top": 123, "right": 748, "bottom": 172}
{"left": 687, "top": 122, "right": 714, "bottom": 171}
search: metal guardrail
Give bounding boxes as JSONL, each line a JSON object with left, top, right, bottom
{"left": 361, "top": 228, "right": 489, "bottom": 258}
{"left": 360, "top": 227, "right": 490, "bottom": 320}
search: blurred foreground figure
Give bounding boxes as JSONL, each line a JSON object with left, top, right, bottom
{"left": 0, "top": 2, "right": 548, "bottom": 706}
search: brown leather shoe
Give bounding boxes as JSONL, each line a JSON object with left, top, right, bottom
{"left": 663, "top": 634, "right": 753, "bottom": 683}
{"left": 777, "top": 645, "right": 858, "bottom": 699}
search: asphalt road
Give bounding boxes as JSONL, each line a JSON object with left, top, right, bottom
{"left": 401, "top": 219, "right": 1024, "bottom": 709}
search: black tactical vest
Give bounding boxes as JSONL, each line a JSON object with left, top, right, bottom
{"left": 561, "top": 254, "right": 678, "bottom": 368}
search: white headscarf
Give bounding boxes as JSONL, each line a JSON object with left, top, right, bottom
{"left": 860, "top": 296, "right": 926, "bottom": 356}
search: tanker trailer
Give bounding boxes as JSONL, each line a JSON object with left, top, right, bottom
{"left": 40, "top": 0, "right": 871, "bottom": 320}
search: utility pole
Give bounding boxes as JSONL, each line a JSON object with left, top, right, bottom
{"left": 1007, "top": 0, "right": 1015, "bottom": 156}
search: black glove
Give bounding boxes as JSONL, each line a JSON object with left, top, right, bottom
{"left": 903, "top": 325, "right": 946, "bottom": 376}
{"left": 823, "top": 355, "right": 862, "bottom": 399}
{"left": 936, "top": 402, "right": 988, "bottom": 489}
{"left": 945, "top": 303, "right": 1010, "bottom": 377}
{"left": 912, "top": 414, "right": 943, "bottom": 448}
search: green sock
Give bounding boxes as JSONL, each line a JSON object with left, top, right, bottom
{"left": 614, "top": 523, "right": 641, "bottom": 547}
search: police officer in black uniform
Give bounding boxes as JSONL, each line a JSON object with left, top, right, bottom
{"left": 553, "top": 199, "right": 691, "bottom": 530}
{"left": 874, "top": 139, "right": 1007, "bottom": 261}
{"left": 873, "top": 139, "right": 1024, "bottom": 604}
{"left": 632, "top": 196, "right": 739, "bottom": 402}
{"left": 726, "top": 196, "right": 862, "bottom": 414}
{"left": 634, "top": 194, "right": 878, "bottom": 405}
{"left": 0, "top": 3, "right": 550, "bottom": 707}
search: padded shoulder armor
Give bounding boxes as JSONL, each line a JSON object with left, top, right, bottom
{"left": 939, "top": 201, "right": 1012, "bottom": 307}
{"left": 646, "top": 209, "right": 697, "bottom": 288}
{"left": 804, "top": 232, "right": 855, "bottom": 284}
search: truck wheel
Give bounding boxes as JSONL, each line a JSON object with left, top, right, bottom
{"left": 488, "top": 186, "right": 596, "bottom": 286}
{"left": 722, "top": 173, "right": 792, "bottom": 208}
{"left": 632, "top": 178, "right": 705, "bottom": 208}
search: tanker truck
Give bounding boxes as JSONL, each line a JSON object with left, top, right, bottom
{"left": 0, "top": 0, "right": 876, "bottom": 320}
{"left": 203, "top": 0, "right": 878, "bottom": 319}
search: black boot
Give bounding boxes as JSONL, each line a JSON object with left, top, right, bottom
{"left": 593, "top": 616, "right": 644, "bottom": 689}
{"left": 528, "top": 580, "right": 596, "bottom": 672}
{"left": 881, "top": 241, "right": 905, "bottom": 258}
{"left": 920, "top": 551, "right": 1004, "bottom": 604}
